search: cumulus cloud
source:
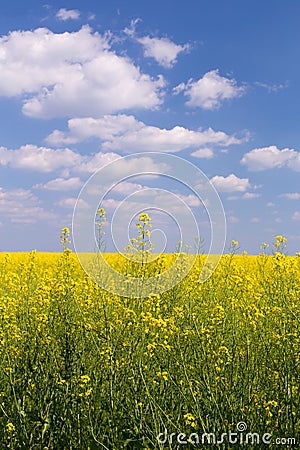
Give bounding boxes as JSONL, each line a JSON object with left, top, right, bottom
{"left": 0, "top": 26, "right": 164, "bottom": 118}
{"left": 124, "top": 18, "right": 189, "bottom": 68}
{"left": 227, "top": 192, "right": 261, "bottom": 200}
{"left": 0, "top": 144, "right": 120, "bottom": 173}
{"left": 102, "top": 125, "right": 244, "bottom": 153}
{"left": 46, "top": 114, "right": 245, "bottom": 153}
{"left": 0, "top": 145, "right": 82, "bottom": 172}
{"left": 111, "top": 181, "right": 144, "bottom": 195}
{"left": 83, "top": 180, "right": 147, "bottom": 201}
{"left": 56, "top": 198, "right": 89, "bottom": 209}
{"left": 210, "top": 174, "right": 251, "bottom": 193}
{"left": 242, "top": 192, "right": 260, "bottom": 199}
{"left": 35, "top": 177, "right": 83, "bottom": 191}
{"left": 176, "top": 194, "right": 201, "bottom": 207}
{"left": 101, "top": 191, "right": 201, "bottom": 214}
{"left": 75, "top": 152, "right": 122, "bottom": 174}
{"left": 0, "top": 144, "right": 172, "bottom": 180}
{"left": 46, "top": 115, "right": 143, "bottom": 145}
{"left": 56, "top": 198, "right": 78, "bottom": 209}
{"left": 241, "top": 146, "right": 300, "bottom": 172}
{"left": 137, "top": 36, "right": 189, "bottom": 68}
{"left": 0, "top": 187, "right": 56, "bottom": 223}
{"left": 173, "top": 69, "right": 245, "bottom": 110}
{"left": 56, "top": 8, "right": 80, "bottom": 21}
{"left": 190, "top": 148, "right": 214, "bottom": 159}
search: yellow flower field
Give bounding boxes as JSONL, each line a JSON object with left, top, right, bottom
{"left": 0, "top": 234, "right": 299, "bottom": 448}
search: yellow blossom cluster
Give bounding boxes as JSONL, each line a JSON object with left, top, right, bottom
{"left": 0, "top": 230, "right": 299, "bottom": 447}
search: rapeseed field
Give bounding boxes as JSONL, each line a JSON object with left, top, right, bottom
{"left": 0, "top": 220, "right": 299, "bottom": 448}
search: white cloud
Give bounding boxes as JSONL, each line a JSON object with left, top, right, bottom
{"left": 46, "top": 114, "right": 245, "bottom": 153}
{"left": 56, "top": 8, "right": 80, "bottom": 21}
{"left": 279, "top": 192, "right": 300, "bottom": 200}
{"left": 190, "top": 148, "right": 214, "bottom": 159}
{"left": 124, "top": 18, "right": 141, "bottom": 37}
{"left": 46, "top": 115, "right": 144, "bottom": 145}
{"left": 0, "top": 145, "right": 81, "bottom": 172}
{"left": 75, "top": 152, "right": 121, "bottom": 174}
{"left": 35, "top": 177, "right": 83, "bottom": 191}
{"left": 210, "top": 174, "right": 251, "bottom": 193}
{"left": 241, "top": 146, "right": 300, "bottom": 172}
{"left": 83, "top": 156, "right": 168, "bottom": 186}
{"left": 0, "top": 144, "right": 120, "bottom": 174}
{"left": 0, "top": 146, "right": 171, "bottom": 193}
{"left": 176, "top": 194, "right": 201, "bottom": 207}
{"left": 228, "top": 216, "right": 239, "bottom": 224}
{"left": 174, "top": 69, "right": 245, "bottom": 110}
{"left": 111, "top": 181, "right": 144, "bottom": 195}
{"left": 137, "top": 36, "right": 189, "bottom": 68}
{"left": 124, "top": 19, "right": 189, "bottom": 68}
{"left": 101, "top": 190, "right": 201, "bottom": 214}
{"left": 267, "top": 202, "right": 275, "bottom": 207}
{"left": 255, "top": 81, "right": 288, "bottom": 93}
{"left": 242, "top": 192, "right": 260, "bottom": 199}
{"left": 227, "top": 192, "right": 261, "bottom": 200}
{"left": 85, "top": 179, "right": 146, "bottom": 199}
{"left": 57, "top": 198, "right": 89, "bottom": 209}
{"left": 101, "top": 198, "right": 122, "bottom": 210}
{"left": 250, "top": 217, "right": 260, "bottom": 223}
{"left": 292, "top": 211, "right": 300, "bottom": 221}
{"left": 0, "top": 187, "right": 56, "bottom": 223}
{"left": 0, "top": 26, "right": 164, "bottom": 118}
{"left": 93, "top": 183, "right": 201, "bottom": 212}
{"left": 172, "top": 82, "right": 186, "bottom": 96}
{"left": 57, "top": 198, "right": 77, "bottom": 209}
{"left": 103, "top": 125, "right": 244, "bottom": 153}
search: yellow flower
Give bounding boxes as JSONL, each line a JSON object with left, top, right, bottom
{"left": 79, "top": 375, "right": 91, "bottom": 384}
{"left": 275, "top": 235, "right": 287, "bottom": 243}
{"left": 156, "top": 371, "right": 168, "bottom": 381}
{"left": 6, "top": 422, "right": 15, "bottom": 432}
{"left": 184, "top": 413, "right": 197, "bottom": 427}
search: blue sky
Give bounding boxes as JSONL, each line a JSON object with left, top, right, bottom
{"left": 0, "top": 0, "right": 299, "bottom": 254}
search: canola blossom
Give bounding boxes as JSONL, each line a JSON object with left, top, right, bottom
{"left": 0, "top": 232, "right": 299, "bottom": 448}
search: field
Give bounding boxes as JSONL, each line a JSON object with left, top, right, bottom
{"left": 0, "top": 236, "right": 299, "bottom": 448}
